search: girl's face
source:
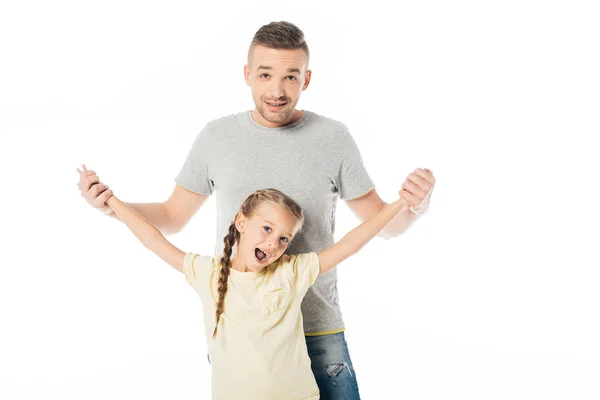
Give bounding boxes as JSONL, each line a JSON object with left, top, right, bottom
{"left": 234, "top": 202, "right": 298, "bottom": 272}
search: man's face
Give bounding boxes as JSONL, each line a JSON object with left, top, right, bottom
{"left": 244, "top": 45, "right": 311, "bottom": 128}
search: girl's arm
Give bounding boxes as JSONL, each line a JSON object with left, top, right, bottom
{"left": 318, "top": 198, "right": 409, "bottom": 275}
{"left": 106, "top": 195, "right": 185, "bottom": 273}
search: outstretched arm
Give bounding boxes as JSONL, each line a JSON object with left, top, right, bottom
{"left": 106, "top": 194, "right": 186, "bottom": 273}
{"left": 318, "top": 198, "right": 409, "bottom": 275}
{"left": 76, "top": 164, "right": 209, "bottom": 235}
{"left": 345, "top": 168, "right": 435, "bottom": 238}
{"left": 77, "top": 165, "right": 185, "bottom": 272}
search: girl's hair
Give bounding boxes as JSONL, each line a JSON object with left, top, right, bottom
{"left": 212, "top": 188, "right": 304, "bottom": 338}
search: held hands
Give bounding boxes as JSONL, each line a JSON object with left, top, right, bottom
{"left": 399, "top": 168, "right": 435, "bottom": 215}
{"left": 76, "top": 164, "right": 113, "bottom": 214}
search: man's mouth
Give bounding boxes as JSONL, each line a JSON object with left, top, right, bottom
{"left": 265, "top": 101, "right": 287, "bottom": 108}
{"left": 255, "top": 247, "right": 272, "bottom": 263}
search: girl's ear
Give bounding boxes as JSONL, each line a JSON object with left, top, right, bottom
{"left": 235, "top": 212, "right": 247, "bottom": 234}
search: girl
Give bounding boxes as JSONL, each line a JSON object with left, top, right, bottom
{"left": 80, "top": 167, "right": 409, "bottom": 400}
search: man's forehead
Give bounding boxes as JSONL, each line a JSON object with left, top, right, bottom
{"left": 249, "top": 46, "right": 308, "bottom": 70}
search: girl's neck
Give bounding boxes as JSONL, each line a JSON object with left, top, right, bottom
{"left": 230, "top": 255, "right": 250, "bottom": 272}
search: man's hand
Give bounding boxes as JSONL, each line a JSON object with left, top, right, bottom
{"left": 76, "top": 164, "right": 114, "bottom": 214}
{"left": 399, "top": 168, "right": 435, "bottom": 215}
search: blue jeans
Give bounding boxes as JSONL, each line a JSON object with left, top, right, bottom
{"left": 305, "top": 331, "right": 361, "bottom": 400}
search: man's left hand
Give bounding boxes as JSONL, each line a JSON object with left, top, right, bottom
{"left": 399, "top": 168, "right": 435, "bottom": 215}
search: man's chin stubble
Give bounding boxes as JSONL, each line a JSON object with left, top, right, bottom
{"left": 259, "top": 108, "right": 290, "bottom": 123}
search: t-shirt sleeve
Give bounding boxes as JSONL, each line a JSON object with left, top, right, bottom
{"left": 335, "top": 131, "right": 375, "bottom": 200}
{"left": 290, "top": 252, "right": 321, "bottom": 295}
{"left": 183, "top": 252, "right": 213, "bottom": 295}
{"left": 174, "top": 124, "right": 215, "bottom": 195}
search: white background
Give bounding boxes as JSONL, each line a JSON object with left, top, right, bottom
{"left": 1, "top": 0, "right": 599, "bottom": 399}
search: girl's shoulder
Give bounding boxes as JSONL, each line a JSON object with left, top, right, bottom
{"left": 183, "top": 253, "right": 217, "bottom": 286}
{"left": 270, "top": 252, "right": 320, "bottom": 285}
{"left": 277, "top": 252, "right": 318, "bottom": 266}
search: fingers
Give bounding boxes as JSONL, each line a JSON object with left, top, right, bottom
{"left": 402, "top": 180, "right": 426, "bottom": 198}
{"left": 413, "top": 168, "right": 435, "bottom": 185}
{"left": 77, "top": 164, "right": 92, "bottom": 175}
{"left": 398, "top": 168, "right": 436, "bottom": 208}
{"left": 95, "top": 189, "right": 114, "bottom": 208}
{"left": 399, "top": 188, "right": 421, "bottom": 208}
{"left": 407, "top": 169, "right": 434, "bottom": 195}
{"left": 89, "top": 183, "right": 109, "bottom": 197}
{"left": 76, "top": 164, "right": 103, "bottom": 192}
{"left": 79, "top": 174, "right": 100, "bottom": 192}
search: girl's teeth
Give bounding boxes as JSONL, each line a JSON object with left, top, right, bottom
{"left": 256, "top": 248, "right": 270, "bottom": 262}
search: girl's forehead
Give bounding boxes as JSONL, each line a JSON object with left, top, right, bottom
{"left": 251, "top": 203, "right": 296, "bottom": 231}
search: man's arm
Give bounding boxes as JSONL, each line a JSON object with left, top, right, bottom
{"left": 77, "top": 165, "right": 208, "bottom": 235}
{"left": 119, "top": 185, "right": 209, "bottom": 235}
{"left": 345, "top": 188, "right": 417, "bottom": 238}
{"left": 345, "top": 168, "right": 435, "bottom": 239}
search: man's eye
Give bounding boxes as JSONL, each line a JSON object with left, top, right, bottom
{"left": 286, "top": 76, "right": 297, "bottom": 81}
{"left": 280, "top": 237, "right": 289, "bottom": 243}
{"left": 260, "top": 73, "right": 270, "bottom": 79}
{"left": 263, "top": 226, "right": 272, "bottom": 232}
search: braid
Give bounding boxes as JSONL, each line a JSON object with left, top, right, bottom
{"left": 213, "top": 222, "right": 239, "bottom": 338}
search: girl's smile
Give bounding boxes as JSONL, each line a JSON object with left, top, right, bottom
{"left": 231, "top": 202, "right": 298, "bottom": 272}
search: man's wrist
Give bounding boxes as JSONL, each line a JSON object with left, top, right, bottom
{"left": 100, "top": 207, "right": 114, "bottom": 216}
{"left": 409, "top": 203, "right": 428, "bottom": 216}
{"left": 409, "top": 187, "right": 433, "bottom": 216}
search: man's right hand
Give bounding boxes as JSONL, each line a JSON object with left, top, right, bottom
{"left": 76, "top": 164, "right": 114, "bottom": 215}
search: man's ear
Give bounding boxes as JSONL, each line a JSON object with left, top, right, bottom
{"left": 235, "top": 212, "right": 247, "bottom": 233}
{"left": 244, "top": 65, "right": 251, "bottom": 86}
{"left": 302, "top": 69, "right": 312, "bottom": 91}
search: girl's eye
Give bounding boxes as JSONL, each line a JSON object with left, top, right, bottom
{"left": 263, "top": 226, "right": 272, "bottom": 233}
{"left": 280, "top": 237, "right": 289, "bottom": 243}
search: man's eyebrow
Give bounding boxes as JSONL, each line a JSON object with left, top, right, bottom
{"left": 265, "top": 220, "right": 292, "bottom": 237}
{"left": 256, "top": 66, "right": 300, "bottom": 74}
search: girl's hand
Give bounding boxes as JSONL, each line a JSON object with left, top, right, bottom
{"left": 76, "top": 164, "right": 113, "bottom": 214}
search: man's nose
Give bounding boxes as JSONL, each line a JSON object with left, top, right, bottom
{"left": 269, "top": 81, "right": 285, "bottom": 98}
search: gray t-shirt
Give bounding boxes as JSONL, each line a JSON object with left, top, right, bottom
{"left": 175, "top": 110, "right": 374, "bottom": 333}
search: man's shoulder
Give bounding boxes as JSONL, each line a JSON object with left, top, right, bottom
{"left": 305, "top": 111, "right": 349, "bottom": 132}
{"left": 192, "top": 112, "right": 245, "bottom": 144}
{"left": 204, "top": 112, "right": 245, "bottom": 131}
{"left": 303, "top": 111, "right": 352, "bottom": 143}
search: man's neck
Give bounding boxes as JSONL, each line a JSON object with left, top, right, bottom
{"left": 250, "top": 109, "right": 304, "bottom": 128}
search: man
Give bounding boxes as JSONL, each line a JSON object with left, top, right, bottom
{"left": 78, "top": 21, "right": 435, "bottom": 399}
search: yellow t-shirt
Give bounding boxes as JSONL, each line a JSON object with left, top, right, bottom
{"left": 183, "top": 251, "right": 321, "bottom": 400}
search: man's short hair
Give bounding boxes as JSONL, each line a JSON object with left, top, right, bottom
{"left": 248, "top": 21, "right": 309, "bottom": 63}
